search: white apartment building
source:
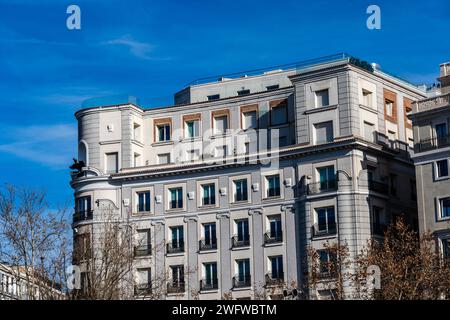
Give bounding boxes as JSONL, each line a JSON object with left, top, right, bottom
{"left": 70, "top": 53, "right": 426, "bottom": 299}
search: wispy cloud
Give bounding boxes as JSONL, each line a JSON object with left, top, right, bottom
{"left": 101, "top": 35, "right": 156, "bottom": 60}
{"left": 0, "top": 124, "right": 76, "bottom": 168}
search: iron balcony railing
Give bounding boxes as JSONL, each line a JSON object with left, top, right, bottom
{"left": 265, "top": 272, "right": 284, "bottom": 286}
{"left": 264, "top": 231, "right": 283, "bottom": 244}
{"left": 200, "top": 278, "right": 219, "bottom": 291}
{"left": 232, "top": 275, "right": 251, "bottom": 288}
{"left": 312, "top": 224, "right": 337, "bottom": 237}
{"left": 134, "top": 245, "right": 152, "bottom": 257}
{"left": 368, "top": 180, "right": 389, "bottom": 195}
{"left": 73, "top": 210, "right": 93, "bottom": 223}
{"left": 306, "top": 180, "right": 337, "bottom": 195}
{"left": 167, "top": 282, "right": 185, "bottom": 294}
{"left": 166, "top": 242, "right": 184, "bottom": 254}
{"left": 199, "top": 239, "right": 217, "bottom": 251}
{"left": 415, "top": 134, "right": 450, "bottom": 153}
{"left": 134, "top": 284, "right": 152, "bottom": 296}
{"left": 231, "top": 235, "right": 250, "bottom": 248}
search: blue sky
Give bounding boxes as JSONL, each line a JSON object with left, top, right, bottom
{"left": 0, "top": 0, "right": 449, "bottom": 208}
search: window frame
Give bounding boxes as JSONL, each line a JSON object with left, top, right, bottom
{"left": 240, "top": 104, "right": 258, "bottom": 131}
{"left": 183, "top": 113, "right": 202, "bottom": 139}
{"left": 437, "top": 197, "right": 450, "bottom": 220}
{"left": 211, "top": 109, "right": 230, "bottom": 136}
{"left": 153, "top": 118, "right": 172, "bottom": 143}
{"left": 165, "top": 184, "right": 186, "bottom": 212}
{"left": 315, "top": 88, "right": 330, "bottom": 108}
{"left": 435, "top": 158, "right": 450, "bottom": 180}
{"left": 269, "top": 99, "right": 288, "bottom": 127}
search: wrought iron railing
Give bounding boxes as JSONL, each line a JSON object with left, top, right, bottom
{"left": 134, "top": 284, "right": 152, "bottom": 296}
{"left": 134, "top": 245, "right": 152, "bottom": 257}
{"left": 232, "top": 275, "right": 251, "bottom": 288}
{"left": 307, "top": 180, "right": 337, "bottom": 195}
{"left": 200, "top": 278, "right": 218, "bottom": 291}
{"left": 167, "top": 282, "right": 185, "bottom": 294}
{"left": 231, "top": 236, "right": 250, "bottom": 248}
{"left": 312, "top": 224, "right": 337, "bottom": 237}
{"left": 166, "top": 242, "right": 184, "bottom": 254}
{"left": 265, "top": 272, "right": 284, "bottom": 286}
{"left": 415, "top": 134, "right": 450, "bottom": 153}
{"left": 264, "top": 232, "right": 283, "bottom": 244}
{"left": 199, "top": 239, "right": 217, "bottom": 251}
{"left": 73, "top": 210, "right": 93, "bottom": 223}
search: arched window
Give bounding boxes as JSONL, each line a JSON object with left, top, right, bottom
{"left": 78, "top": 140, "right": 88, "bottom": 166}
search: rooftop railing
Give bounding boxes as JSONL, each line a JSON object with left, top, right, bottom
{"left": 411, "top": 92, "right": 450, "bottom": 114}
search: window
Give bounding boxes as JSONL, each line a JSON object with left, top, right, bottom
{"left": 269, "top": 256, "right": 283, "bottom": 279}
{"left": 315, "top": 207, "right": 336, "bottom": 235}
{"left": 270, "top": 104, "right": 287, "bottom": 126}
{"left": 435, "top": 123, "right": 448, "bottom": 146}
{"left": 362, "top": 89, "right": 372, "bottom": 108}
{"left": 133, "top": 123, "right": 141, "bottom": 141}
{"left": 390, "top": 174, "right": 397, "bottom": 196}
{"left": 169, "top": 187, "right": 183, "bottom": 210}
{"left": 266, "top": 84, "right": 280, "bottom": 91}
{"left": 265, "top": 175, "right": 281, "bottom": 198}
{"left": 185, "top": 119, "right": 200, "bottom": 138}
{"left": 364, "top": 121, "right": 375, "bottom": 142}
{"left": 201, "top": 184, "right": 216, "bottom": 206}
{"left": 202, "top": 263, "right": 218, "bottom": 290}
{"left": 314, "top": 121, "right": 333, "bottom": 144}
{"left": 135, "top": 268, "right": 151, "bottom": 295}
{"left": 213, "top": 115, "right": 228, "bottom": 135}
{"left": 317, "top": 166, "right": 336, "bottom": 191}
{"left": 133, "top": 153, "right": 141, "bottom": 167}
{"left": 372, "top": 206, "right": 385, "bottom": 235}
{"left": 442, "top": 238, "right": 450, "bottom": 260}
{"left": 318, "top": 250, "right": 336, "bottom": 276}
{"left": 105, "top": 152, "right": 118, "bottom": 174}
{"left": 233, "top": 179, "right": 248, "bottom": 202}
{"left": 385, "top": 100, "right": 394, "bottom": 117}
{"left": 135, "top": 229, "right": 151, "bottom": 256}
{"left": 315, "top": 89, "right": 330, "bottom": 108}
{"left": 207, "top": 94, "right": 220, "bottom": 101}
{"left": 242, "top": 111, "right": 257, "bottom": 130}
{"left": 136, "top": 191, "right": 150, "bottom": 213}
{"left": 237, "top": 89, "right": 250, "bottom": 96}
{"left": 236, "top": 259, "right": 250, "bottom": 284}
{"left": 202, "top": 223, "right": 217, "bottom": 249}
{"left": 171, "top": 265, "right": 185, "bottom": 286}
{"left": 157, "top": 123, "right": 171, "bottom": 142}
{"left": 266, "top": 215, "right": 282, "bottom": 243}
{"left": 439, "top": 197, "right": 450, "bottom": 218}
{"left": 76, "top": 196, "right": 91, "bottom": 215}
{"left": 158, "top": 153, "right": 170, "bottom": 165}
{"left": 436, "top": 160, "right": 449, "bottom": 178}
{"left": 170, "top": 226, "right": 184, "bottom": 250}
{"left": 235, "top": 219, "right": 249, "bottom": 244}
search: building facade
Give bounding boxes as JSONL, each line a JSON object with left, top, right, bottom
{"left": 71, "top": 54, "right": 426, "bottom": 299}
{"left": 409, "top": 62, "right": 450, "bottom": 261}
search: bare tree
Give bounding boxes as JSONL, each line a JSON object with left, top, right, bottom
{"left": 0, "top": 184, "right": 70, "bottom": 300}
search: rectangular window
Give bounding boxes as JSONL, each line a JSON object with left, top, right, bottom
{"left": 137, "top": 191, "right": 151, "bottom": 213}
{"left": 201, "top": 184, "right": 216, "bottom": 206}
{"left": 157, "top": 124, "right": 171, "bottom": 142}
{"left": 105, "top": 152, "right": 118, "bottom": 174}
{"left": 133, "top": 153, "right": 141, "bottom": 167}
{"left": 236, "top": 219, "right": 249, "bottom": 242}
{"left": 203, "top": 263, "right": 218, "bottom": 288}
{"left": 136, "top": 268, "right": 151, "bottom": 291}
{"left": 314, "top": 121, "right": 333, "bottom": 144}
{"left": 364, "top": 121, "right": 375, "bottom": 142}
{"left": 270, "top": 104, "right": 287, "bottom": 126}
{"left": 242, "top": 111, "right": 257, "bottom": 130}
{"left": 269, "top": 256, "right": 283, "bottom": 279}
{"left": 362, "top": 89, "right": 372, "bottom": 108}
{"left": 437, "top": 160, "right": 449, "bottom": 178}
{"left": 171, "top": 265, "right": 184, "bottom": 285}
{"left": 442, "top": 238, "right": 450, "bottom": 260}
{"left": 315, "top": 207, "right": 336, "bottom": 234}
{"left": 318, "top": 251, "right": 336, "bottom": 276}
{"left": 268, "top": 215, "right": 282, "bottom": 239}
{"left": 207, "top": 94, "right": 220, "bottom": 101}
{"left": 170, "top": 226, "right": 184, "bottom": 249}
{"left": 440, "top": 197, "right": 450, "bottom": 218}
{"left": 203, "top": 223, "right": 216, "bottom": 247}
{"left": 315, "top": 89, "right": 330, "bottom": 108}
{"left": 317, "top": 166, "right": 336, "bottom": 191}
{"left": 76, "top": 196, "right": 91, "bottom": 215}
{"left": 237, "top": 89, "right": 250, "bottom": 96}
{"left": 158, "top": 153, "right": 171, "bottom": 164}
{"left": 214, "top": 115, "right": 228, "bottom": 135}
{"left": 185, "top": 120, "right": 200, "bottom": 138}
{"left": 265, "top": 175, "right": 281, "bottom": 198}
{"left": 236, "top": 259, "right": 250, "bottom": 282}
{"left": 234, "top": 179, "right": 248, "bottom": 202}
{"left": 385, "top": 100, "right": 394, "bottom": 117}
{"left": 390, "top": 174, "right": 397, "bottom": 196}
{"left": 133, "top": 123, "right": 141, "bottom": 141}
{"left": 266, "top": 84, "right": 280, "bottom": 91}
{"left": 372, "top": 206, "right": 385, "bottom": 235}
{"left": 169, "top": 187, "right": 183, "bottom": 209}
{"left": 435, "top": 123, "right": 448, "bottom": 147}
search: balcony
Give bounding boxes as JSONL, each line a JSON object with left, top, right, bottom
{"left": 199, "top": 239, "right": 217, "bottom": 251}
{"left": 167, "top": 282, "right": 185, "bottom": 294}
{"left": 415, "top": 134, "right": 450, "bottom": 153}
{"left": 200, "top": 278, "right": 218, "bottom": 291}
{"left": 134, "top": 245, "right": 152, "bottom": 257}
{"left": 368, "top": 180, "right": 389, "bottom": 195}
{"left": 265, "top": 272, "right": 284, "bottom": 286}
{"left": 166, "top": 242, "right": 184, "bottom": 254}
{"left": 231, "top": 236, "right": 250, "bottom": 248}
{"left": 72, "top": 210, "right": 93, "bottom": 223}
{"left": 411, "top": 92, "right": 450, "bottom": 114}
{"left": 312, "top": 224, "right": 337, "bottom": 237}
{"left": 134, "top": 284, "right": 152, "bottom": 296}
{"left": 233, "top": 275, "right": 251, "bottom": 288}
{"left": 264, "top": 232, "right": 283, "bottom": 244}
{"left": 306, "top": 180, "right": 337, "bottom": 195}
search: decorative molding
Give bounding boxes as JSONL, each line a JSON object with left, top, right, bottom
{"left": 248, "top": 208, "right": 263, "bottom": 216}
{"left": 281, "top": 204, "right": 295, "bottom": 213}
{"left": 336, "top": 169, "right": 352, "bottom": 181}
{"left": 183, "top": 215, "right": 199, "bottom": 223}
{"left": 150, "top": 219, "right": 166, "bottom": 226}
{"left": 95, "top": 198, "right": 120, "bottom": 210}
{"left": 216, "top": 211, "right": 230, "bottom": 220}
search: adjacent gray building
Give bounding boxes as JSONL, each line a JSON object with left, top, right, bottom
{"left": 71, "top": 53, "right": 426, "bottom": 299}
{"left": 410, "top": 62, "right": 450, "bottom": 261}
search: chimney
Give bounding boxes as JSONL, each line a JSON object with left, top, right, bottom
{"left": 438, "top": 62, "right": 450, "bottom": 94}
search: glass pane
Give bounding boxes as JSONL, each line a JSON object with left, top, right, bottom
{"left": 317, "top": 209, "right": 327, "bottom": 231}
